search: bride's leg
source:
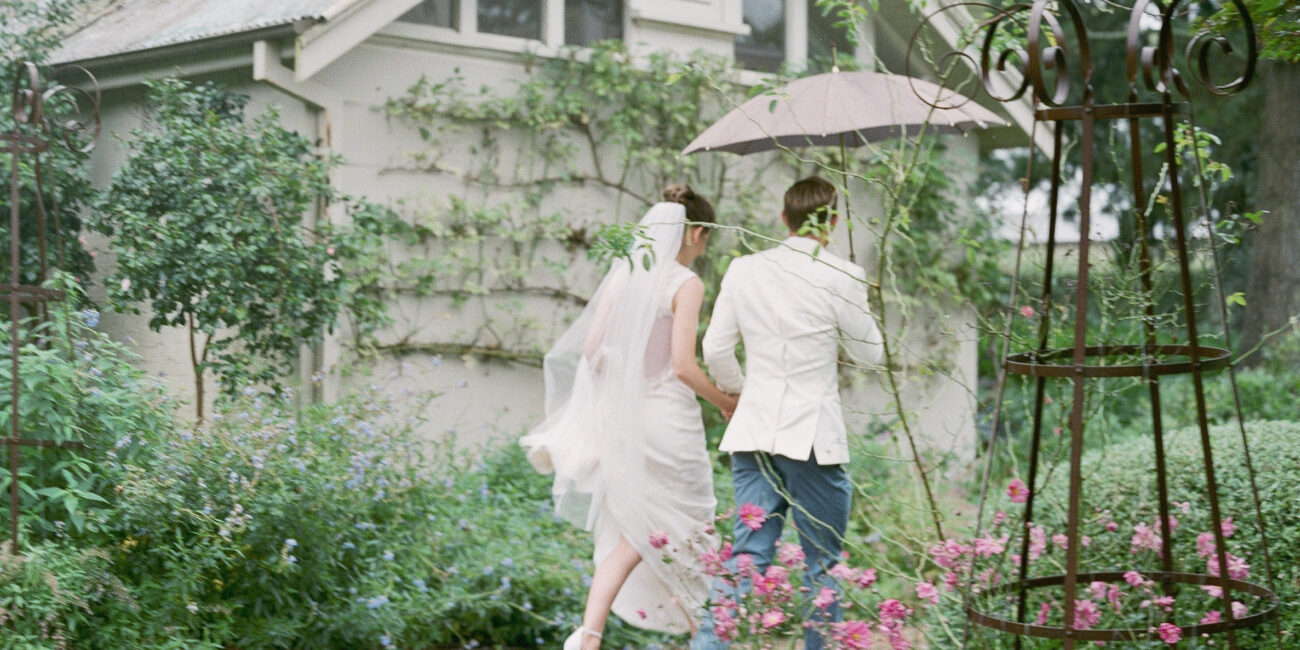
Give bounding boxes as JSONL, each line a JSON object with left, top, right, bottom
{"left": 580, "top": 536, "right": 642, "bottom": 650}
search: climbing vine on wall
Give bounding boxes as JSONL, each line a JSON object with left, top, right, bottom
{"left": 380, "top": 41, "right": 791, "bottom": 363}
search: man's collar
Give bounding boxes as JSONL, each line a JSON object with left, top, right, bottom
{"left": 782, "top": 235, "right": 825, "bottom": 255}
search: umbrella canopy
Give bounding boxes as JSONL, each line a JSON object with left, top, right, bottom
{"left": 682, "top": 69, "right": 1007, "bottom": 156}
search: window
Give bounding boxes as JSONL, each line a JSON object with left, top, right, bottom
{"left": 397, "top": 0, "right": 458, "bottom": 28}
{"left": 565, "top": 0, "right": 622, "bottom": 47}
{"left": 736, "top": 0, "right": 858, "bottom": 72}
{"left": 478, "top": 0, "right": 543, "bottom": 39}
{"left": 736, "top": 0, "right": 785, "bottom": 72}
{"left": 806, "top": 0, "right": 849, "bottom": 71}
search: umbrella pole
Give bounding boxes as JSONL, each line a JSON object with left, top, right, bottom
{"left": 840, "top": 135, "right": 856, "bottom": 264}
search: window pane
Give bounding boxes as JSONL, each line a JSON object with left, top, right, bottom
{"left": 807, "top": 0, "right": 849, "bottom": 71}
{"left": 478, "top": 0, "right": 542, "bottom": 39}
{"left": 735, "top": 0, "right": 784, "bottom": 72}
{"left": 398, "top": 0, "right": 458, "bottom": 28}
{"left": 565, "top": 0, "right": 622, "bottom": 47}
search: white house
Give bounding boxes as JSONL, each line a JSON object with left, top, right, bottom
{"left": 53, "top": 0, "right": 1035, "bottom": 462}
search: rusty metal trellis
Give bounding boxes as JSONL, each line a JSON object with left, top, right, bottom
{"left": 909, "top": 1, "right": 1281, "bottom": 648}
{"left": 2, "top": 61, "right": 101, "bottom": 553}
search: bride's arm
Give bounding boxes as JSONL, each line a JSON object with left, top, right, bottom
{"left": 671, "top": 277, "right": 739, "bottom": 416}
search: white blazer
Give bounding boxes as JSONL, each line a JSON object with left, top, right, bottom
{"left": 702, "top": 236, "right": 884, "bottom": 465}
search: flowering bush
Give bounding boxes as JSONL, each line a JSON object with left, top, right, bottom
{"left": 696, "top": 513, "right": 918, "bottom": 649}
{"left": 944, "top": 421, "right": 1300, "bottom": 648}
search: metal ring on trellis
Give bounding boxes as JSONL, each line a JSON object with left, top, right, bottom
{"left": 967, "top": 571, "right": 1278, "bottom": 642}
{"left": 1003, "top": 344, "right": 1232, "bottom": 378}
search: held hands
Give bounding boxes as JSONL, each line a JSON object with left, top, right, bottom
{"left": 717, "top": 392, "right": 740, "bottom": 421}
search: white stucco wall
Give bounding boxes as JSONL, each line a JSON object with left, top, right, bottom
{"left": 77, "top": 20, "right": 981, "bottom": 464}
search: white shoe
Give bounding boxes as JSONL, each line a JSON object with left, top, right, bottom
{"left": 563, "top": 627, "right": 601, "bottom": 650}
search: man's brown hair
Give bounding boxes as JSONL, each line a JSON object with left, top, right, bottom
{"left": 783, "top": 177, "right": 837, "bottom": 234}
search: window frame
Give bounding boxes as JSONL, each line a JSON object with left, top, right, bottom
{"left": 735, "top": 0, "right": 873, "bottom": 75}
{"left": 391, "top": 0, "right": 625, "bottom": 51}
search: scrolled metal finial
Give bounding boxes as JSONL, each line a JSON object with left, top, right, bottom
{"left": 40, "top": 65, "right": 102, "bottom": 154}
{"left": 10, "top": 61, "right": 44, "bottom": 127}
{"left": 1026, "top": 0, "right": 1093, "bottom": 107}
{"left": 905, "top": 2, "right": 1034, "bottom": 110}
{"left": 1184, "top": 0, "right": 1256, "bottom": 97}
{"left": 1126, "top": 0, "right": 1191, "bottom": 99}
{"left": 6, "top": 62, "right": 102, "bottom": 155}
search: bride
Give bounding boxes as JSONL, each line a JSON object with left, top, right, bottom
{"left": 521, "top": 185, "right": 737, "bottom": 649}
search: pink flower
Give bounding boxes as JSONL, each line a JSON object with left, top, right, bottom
{"left": 1130, "top": 523, "right": 1162, "bottom": 555}
{"left": 1105, "top": 520, "right": 1119, "bottom": 533}
{"left": 648, "top": 530, "right": 669, "bottom": 549}
{"left": 1221, "top": 517, "right": 1236, "bottom": 537}
{"left": 1052, "top": 533, "right": 1070, "bottom": 550}
{"left": 1019, "top": 305, "right": 1036, "bottom": 318}
{"left": 1088, "top": 581, "right": 1108, "bottom": 600}
{"left": 700, "top": 548, "right": 727, "bottom": 576}
{"left": 719, "top": 541, "right": 733, "bottom": 562}
{"left": 760, "top": 609, "right": 786, "bottom": 629}
{"left": 1073, "top": 599, "right": 1100, "bottom": 629}
{"left": 1200, "top": 610, "right": 1222, "bottom": 625}
{"left": 1207, "top": 552, "right": 1250, "bottom": 580}
{"left": 855, "top": 568, "right": 879, "bottom": 589}
{"left": 777, "top": 542, "right": 805, "bottom": 567}
{"left": 637, "top": 608, "right": 647, "bottom": 619}
{"left": 992, "top": 511, "right": 1008, "bottom": 526}
{"left": 879, "top": 599, "right": 910, "bottom": 622}
{"left": 738, "top": 502, "right": 767, "bottom": 531}
{"left": 326, "top": 246, "right": 336, "bottom": 256}
{"left": 1028, "top": 525, "right": 1047, "bottom": 561}
{"left": 943, "top": 571, "right": 961, "bottom": 591}
{"left": 1167, "top": 515, "right": 1180, "bottom": 532}
{"left": 1124, "top": 571, "right": 1146, "bottom": 587}
{"left": 916, "top": 581, "right": 939, "bottom": 605}
{"left": 1231, "top": 601, "right": 1248, "bottom": 619}
{"left": 712, "top": 606, "right": 738, "bottom": 642}
{"left": 754, "top": 565, "right": 792, "bottom": 597}
{"left": 828, "top": 563, "right": 859, "bottom": 582}
{"left": 1052, "top": 426, "right": 1063, "bottom": 436}
{"left": 1007, "top": 478, "right": 1030, "bottom": 503}
{"left": 830, "top": 620, "right": 872, "bottom": 649}
{"left": 1107, "top": 584, "right": 1123, "bottom": 613}
{"left": 928, "top": 539, "right": 971, "bottom": 569}
{"left": 814, "top": 586, "right": 837, "bottom": 609}
{"left": 1151, "top": 595, "right": 1175, "bottom": 611}
{"left": 1157, "top": 622, "right": 1182, "bottom": 644}
{"left": 1196, "top": 532, "right": 1216, "bottom": 559}
{"left": 1174, "top": 501, "right": 1191, "bottom": 514}
{"left": 1035, "top": 602, "right": 1051, "bottom": 625}
{"left": 1201, "top": 584, "right": 1223, "bottom": 598}
{"left": 973, "top": 535, "right": 1007, "bottom": 558}
{"left": 735, "top": 553, "right": 755, "bottom": 575}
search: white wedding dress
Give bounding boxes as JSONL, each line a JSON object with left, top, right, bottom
{"left": 521, "top": 203, "right": 717, "bottom": 633}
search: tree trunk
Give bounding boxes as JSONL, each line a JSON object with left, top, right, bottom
{"left": 1240, "top": 61, "right": 1300, "bottom": 362}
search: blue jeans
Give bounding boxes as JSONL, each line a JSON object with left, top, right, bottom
{"left": 692, "top": 451, "right": 852, "bottom": 650}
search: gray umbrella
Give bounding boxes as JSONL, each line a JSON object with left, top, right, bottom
{"left": 683, "top": 69, "right": 1006, "bottom": 262}
{"left": 682, "top": 69, "right": 1006, "bottom": 155}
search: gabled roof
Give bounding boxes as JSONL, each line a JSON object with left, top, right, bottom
{"left": 53, "top": 0, "right": 354, "bottom": 64}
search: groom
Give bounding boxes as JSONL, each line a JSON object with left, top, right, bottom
{"left": 693, "top": 177, "right": 884, "bottom": 649}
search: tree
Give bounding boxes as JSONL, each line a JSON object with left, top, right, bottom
{"left": 92, "top": 79, "right": 389, "bottom": 421}
{"left": 1206, "top": 1, "right": 1300, "bottom": 359}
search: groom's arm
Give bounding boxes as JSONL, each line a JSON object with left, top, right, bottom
{"left": 835, "top": 267, "right": 885, "bottom": 367}
{"left": 702, "top": 268, "right": 745, "bottom": 394}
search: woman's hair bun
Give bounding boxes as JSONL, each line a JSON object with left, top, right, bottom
{"left": 663, "top": 184, "right": 696, "bottom": 204}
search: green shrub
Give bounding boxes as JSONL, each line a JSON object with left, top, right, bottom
{"left": 0, "top": 274, "right": 175, "bottom": 544}
{"left": 80, "top": 388, "right": 675, "bottom": 649}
